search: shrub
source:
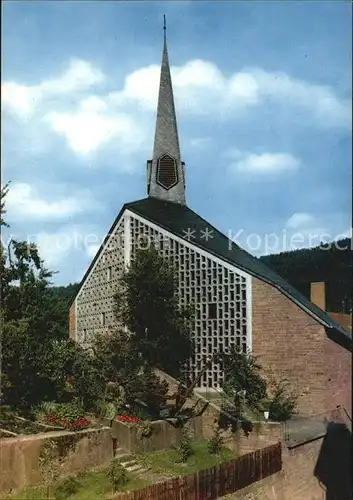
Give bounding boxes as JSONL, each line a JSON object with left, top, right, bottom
{"left": 106, "top": 460, "right": 129, "bottom": 492}
{"left": 56, "top": 400, "right": 84, "bottom": 422}
{"left": 134, "top": 369, "right": 169, "bottom": 417}
{"left": 103, "top": 402, "right": 118, "bottom": 420}
{"left": 54, "top": 476, "right": 80, "bottom": 500}
{"left": 177, "top": 429, "right": 193, "bottom": 462}
{"left": 137, "top": 421, "right": 153, "bottom": 439}
{"left": 269, "top": 381, "right": 297, "bottom": 422}
{"left": 207, "top": 426, "right": 224, "bottom": 454}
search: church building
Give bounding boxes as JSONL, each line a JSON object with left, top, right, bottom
{"left": 69, "top": 29, "right": 351, "bottom": 416}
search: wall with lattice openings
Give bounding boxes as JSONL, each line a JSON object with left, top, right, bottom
{"left": 76, "top": 220, "right": 125, "bottom": 344}
{"left": 129, "top": 213, "right": 251, "bottom": 389}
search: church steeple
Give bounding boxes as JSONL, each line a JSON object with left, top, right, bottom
{"left": 147, "top": 16, "right": 186, "bottom": 205}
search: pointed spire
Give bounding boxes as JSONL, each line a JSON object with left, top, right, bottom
{"left": 152, "top": 15, "right": 181, "bottom": 162}
{"left": 147, "top": 17, "right": 186, "bottom": 205}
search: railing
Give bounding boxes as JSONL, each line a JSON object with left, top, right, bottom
{"left": 114, "top": 442, "right": 282, "bottom": 500}
{"left": 283, "top": 407, "right": 347, "bottom": 447}
{"left": 195, "top": 386, "right": 263, "bottom": 422}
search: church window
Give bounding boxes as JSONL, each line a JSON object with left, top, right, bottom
{"left": 107, "top": 267, "right": 112, "bottom": 280}
{"left": 101, "top": 312, "right": 106, "bottom": 326}
{"left": 156, "top": 154, "right": 178, "bottom": 190}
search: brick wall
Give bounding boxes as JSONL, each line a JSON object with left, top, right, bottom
{"left": 69, "top": 302, "right": 76, "bottom": 340}
{"left": 251, "top": 277, "right": 351, "bottom": 416}
{"left": 252, "top": 277, "right": 326, "bottom": 415}
{"left": 324, "top": 335, "right": 352, "bottom": 413}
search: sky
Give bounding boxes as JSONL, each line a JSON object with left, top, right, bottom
{"left": 2, "top": 1, "right": 352, "bottom": 286}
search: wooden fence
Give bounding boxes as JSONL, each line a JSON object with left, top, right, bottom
{"left": 114, "top": 442, "right": 282, "bottom": 500}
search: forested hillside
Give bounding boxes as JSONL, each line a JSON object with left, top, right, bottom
{"left": 260, "top": 238, "right": 352, "bottom": 313}
{"left": 47, "top": 283, "right": 80, "bottom": 338}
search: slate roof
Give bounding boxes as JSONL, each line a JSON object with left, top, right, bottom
{"left": 73, "top": 197, "right": 352, "bottom": 350}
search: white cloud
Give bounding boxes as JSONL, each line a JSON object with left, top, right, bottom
{"left": 2, "top": 59, "right": 104, "bottom": 120}
{"left": 86, "top": 243, "right": 100, "bottom": 258}
{"left": 285, "top": 213, "right": 316, "bottom": 229}
{"left": 3, "top": 57, "right": 350, "bottom": 160}
{"left": 45, "top": 109, "right": 137, "bottom": 156}
{"left": 34, "top": 225, "right": 104, "bottom": 269}
{"left": 2, "top": 82, "right": 40, "bottom": 120}
{"left": 39, "top": 59, "right": 104, "bottom": 94}
{"left": 110, "top": 61, "right": 350, "bottom": 126}
{"left": 6, "top": 183, "right": 98, "bottom": 220}
{"left": 229, "top": 151, "right": 301, "bottom": 175}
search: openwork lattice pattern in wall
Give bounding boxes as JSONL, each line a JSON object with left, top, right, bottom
{"left": 129, "top": 215, "right": 250, "bottom": 389}
{"left": 76, "top": 221, "right": 125, "bottom": 344}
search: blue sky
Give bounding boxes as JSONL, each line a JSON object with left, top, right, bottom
{"left": 2, "top": 1, "right": 352, "bottom": 285}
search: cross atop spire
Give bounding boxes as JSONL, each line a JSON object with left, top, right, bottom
{"left": 147, "top": 17, "right": 186, "bottom": 205}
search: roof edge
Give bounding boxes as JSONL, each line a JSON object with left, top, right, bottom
{"left": 69, "top": 200, "right": 351, "bottom": 347}
{"left": 68, "top": 198, "right": 149, "bottom": 307}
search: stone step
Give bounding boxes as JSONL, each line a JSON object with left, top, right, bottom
{"left": 125, "top": 464, "right": 146, "bottom": 473}
{"left": 120, "top": 459, "right": 138, "bottom": 468}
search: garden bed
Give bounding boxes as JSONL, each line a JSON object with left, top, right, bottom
{"left": 0, "top": 411, "right": 63, "bottom": 437}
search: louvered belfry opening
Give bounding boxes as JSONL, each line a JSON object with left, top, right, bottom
{"left": 156, "top": 153, "right": 178, "bottom": 190}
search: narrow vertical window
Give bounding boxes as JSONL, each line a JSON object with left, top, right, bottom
{"left": 83, "top": 329, "right": 87, "bottom": 341}
{"left": 107, "top": 267, "right": 112, "bottom": 280}
{"left": 101, "top": 312, "right": 106, "bottom": 326}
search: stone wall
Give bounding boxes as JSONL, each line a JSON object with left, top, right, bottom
{"left": 200, "top": 402, "right": 283, "bottom": 455}
{"left": 0, "top": 427, "right": 113, "bottom": 494}
{"left": 251, "top": 277, "right": 351, "bottom": 416}
{"left": 111, "top": 417, "right": 204, "bottom": 454}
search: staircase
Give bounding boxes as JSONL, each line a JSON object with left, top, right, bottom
{"left": 114, "top": 446, "right": 168, "bottom": 482}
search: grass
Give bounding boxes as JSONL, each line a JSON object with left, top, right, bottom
{"left": 2, "top": 469, "right": 150, "bottom": 500}
{"left": 136, "top": 439, "right": 234, "bottom": 477}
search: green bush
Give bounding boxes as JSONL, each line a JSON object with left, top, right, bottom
{"left": 54, "top": 475, "right": 80, "bottom": 500}
{"left": 106, "top": 460, "right": 129, "bottom": 492}
{"left": 137, "top": 421, "right": 153, "bottom": 439}
{"left": 56, "top": 400, "right": 84, "bottom": 422}
{"left": 103, "top": 402, "right": 118, "bottom": 420}
{"left": 207, "top": 427, "right": 224, "bottom": 454}
{"left": 269, "top": 382, "right": 297, "bottom": 422}
{"left": 177, "top": 430, "right": 193, "bottom": 462}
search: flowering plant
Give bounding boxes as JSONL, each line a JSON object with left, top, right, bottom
{"left": 116, "top": 415, "right": 141, "bottom": 425}
{"left": 44, "top": 412, "right": 89, "bottom": 431}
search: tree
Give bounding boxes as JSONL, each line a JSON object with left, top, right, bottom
{"left": 114, "top": 244, "right": 194, "bottom": 378}
{"left": 0, "top": 183, "right": 87, "bottom": 409}
{"left": 219, "top": 348, "right": 267, "bottom": 415}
